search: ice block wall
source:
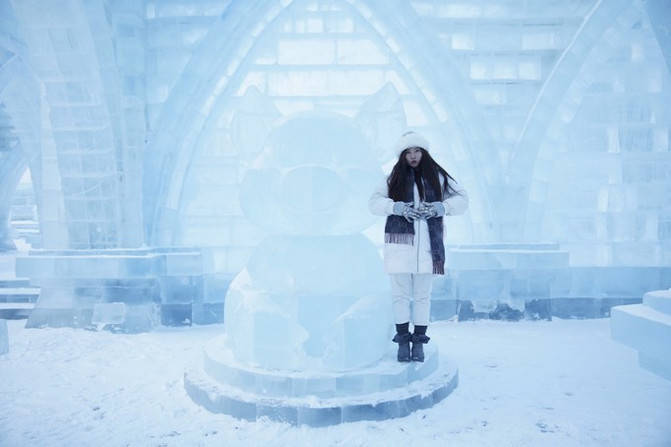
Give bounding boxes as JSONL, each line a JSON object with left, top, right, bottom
{"left": 2, "top": 0, "right": 669, "bottom": 263}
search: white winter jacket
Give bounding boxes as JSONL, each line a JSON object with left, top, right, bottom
{"left": 368, "top": 175, "right": 468, "bottom": 274}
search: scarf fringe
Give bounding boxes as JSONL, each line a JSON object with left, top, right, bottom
{"left": 433, "top": 262, "right": 444, "bottom": 275}
{"left": 385, "top": 233, "right": 414, "bottom": 245}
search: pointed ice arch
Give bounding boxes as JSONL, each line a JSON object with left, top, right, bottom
{"left": 146, "top": 0, "right": 494, "bottom": 246}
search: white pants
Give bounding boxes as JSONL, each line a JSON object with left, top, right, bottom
{"left": 389, "top": 273, "right": 433, "bottom": 326}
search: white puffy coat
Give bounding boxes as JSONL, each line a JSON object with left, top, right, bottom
{"left": 368, "top": 175, "right": 468, "bottom": 274}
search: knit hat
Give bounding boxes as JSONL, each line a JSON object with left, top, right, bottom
{"left": 394, "top": 131, "right": 431, "bottom": 155}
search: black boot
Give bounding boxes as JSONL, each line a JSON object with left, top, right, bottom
{"left": 392, "top": 322, "right": 411, "bottom": 362}
{"left": 411, "top": 325, "right": 430, "bottom": 362}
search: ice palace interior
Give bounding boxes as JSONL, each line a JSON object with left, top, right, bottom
{"left": 1, "top": 0, "right": 670, "bottom": 445}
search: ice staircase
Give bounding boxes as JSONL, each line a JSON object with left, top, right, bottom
{"left": 610, "top": 289, "right": 671, "bottom": 381}
{"left": 185, "top": 334, "right": 457, "bottom": 426}
{"left": 0, "top": 254, "right": 38, "bottom": 320}
{"left": 10, "top": 220, "right": 41, "bottom": 248}
{"left": 0, "top": 278, "right": 39, "bottom": 320}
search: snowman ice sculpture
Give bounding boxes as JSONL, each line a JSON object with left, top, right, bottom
{"left": 186, "top": 107, "right": 458, "bottom": 425}
{"left": 223, "top": 112, "right": 393, "bottom": 371}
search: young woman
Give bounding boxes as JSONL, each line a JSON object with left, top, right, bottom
{"left": 369, "top": 131, "right": 468, "bottom": 362}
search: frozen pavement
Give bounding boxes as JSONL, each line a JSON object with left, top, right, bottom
{"left": 1, "top": 318, "right": 670, "bottom": 446}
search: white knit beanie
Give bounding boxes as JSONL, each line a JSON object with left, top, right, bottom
{"left": 394, "top": 131, "right": 431, "bottom": 155}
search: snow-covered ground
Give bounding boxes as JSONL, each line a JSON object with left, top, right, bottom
{"left": 1, "top": 318, "right": 670, "bottom": 447}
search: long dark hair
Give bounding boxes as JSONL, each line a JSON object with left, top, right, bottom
{"left": 387, "top": 148, "right": 459, "bottom": 201}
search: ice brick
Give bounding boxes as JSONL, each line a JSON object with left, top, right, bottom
{"left": 91, "top": 302, "right": 126, "bottom": 326}
{"left": 0, "top": 319, "right": 8, "bottom": 355}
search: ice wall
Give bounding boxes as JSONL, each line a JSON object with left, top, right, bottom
{"left": 0, "top": 319, "right": 8, "bottom": 354}
{"left": 156, "top": 0, "right": 671, "bottom": 269}
{"left": 1, "top": 0, "right": 670, "bottom": 282}
{"left": 529, "top": 3, "right": 671, "bottom": 265}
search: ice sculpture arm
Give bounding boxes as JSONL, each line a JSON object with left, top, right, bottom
{"left": 368, "top": 177, "right": 395, "bottom": 216}
{"left": 443, "top": 179, "right": 469, "bottom": 216}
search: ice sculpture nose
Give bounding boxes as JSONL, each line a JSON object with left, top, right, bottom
{"left": 280, "top": 166, "right": 344, "bottom": 214}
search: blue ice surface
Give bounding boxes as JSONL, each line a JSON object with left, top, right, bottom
{"left": 0, "top": 319, "right": 8, "bottom": 355}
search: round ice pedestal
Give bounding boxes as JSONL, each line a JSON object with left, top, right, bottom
{"left": 184, "top": 335, "right": 458, "bottom": 426}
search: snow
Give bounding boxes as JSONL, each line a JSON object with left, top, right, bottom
{"left": 2, "top": 318, "right": 670, "bottom": 446}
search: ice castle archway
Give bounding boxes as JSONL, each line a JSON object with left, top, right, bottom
{"left": 0, "top": 12, "right": 42, "bottom": 251}
{"left": 526, "top": 0, "right": 671, "bottom": 265}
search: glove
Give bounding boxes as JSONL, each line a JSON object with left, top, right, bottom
{"left": 419, "top": 202, "right": 445, "bottom": 219}
{"left": 392, "top": 202, "right": 421, "bottom": 222}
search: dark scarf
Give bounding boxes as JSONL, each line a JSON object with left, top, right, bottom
{"left": 384, "top": 168, "right": 445, "bottom": 275}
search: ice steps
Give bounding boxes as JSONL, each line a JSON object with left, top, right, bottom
{"left": 610, "top": 289, "right": 671, "bottom": 381}
{"left": 0, "top": 302, "right": 34, "bottom": 319}
{"left": 0, "top": 277, "right": 38, "bottom": 319}
{"left": 185, "top": 353, "right": 458, "bottom": 426}
{"left": 0, "top": 286, "right": 40, "bottom": 302}
{"left": 201, "top": 335, "right": 439, "bottom": 399}
{"left": 643, "top": 290, "right": 671, "bottom": 315}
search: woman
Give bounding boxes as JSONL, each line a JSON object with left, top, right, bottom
{"left": 369, "top": 131, "right": 468, "bottom": 362}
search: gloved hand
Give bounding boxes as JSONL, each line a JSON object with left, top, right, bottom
{"left": 419, "top": 202, "right": 445, "bottom": 219}
{"left": 392, "top": 202, "right": 421, "bottom": 222}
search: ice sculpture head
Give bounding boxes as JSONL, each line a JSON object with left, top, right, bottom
{"left": 240, "top": 112, "right": 381, "bottom": 235}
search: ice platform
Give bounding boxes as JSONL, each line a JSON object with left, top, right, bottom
{"left": 611, "top": 289, "right": 671, "bottom": 381}
{"left": 184, "top": 335, "right": 458, "bottom": 426}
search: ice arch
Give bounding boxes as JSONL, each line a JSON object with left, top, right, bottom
{"left": 0, "top": 1, "right": 42, "bottom": 250}
{"left": 513, "top": 0, "right": 629, "bottom": 239}
{"left": 144, "top": 0, "right": 494, "bottom": 245}
{"left": 8, "top": 0, "right": 146, "bottom": 248}
{"left": 526, "top": 0, "right": 671, "bottom": 265}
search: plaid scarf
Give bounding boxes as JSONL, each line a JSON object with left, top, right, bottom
{"left": 384, "top": 168, "right": 445, "bottom": 275}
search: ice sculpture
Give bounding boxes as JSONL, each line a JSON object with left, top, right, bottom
{"left": 226, "top": 112, "right": 391, "bottom": 371}
{"left": 185, "top": 112, "right": 458, "bottom": 425}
